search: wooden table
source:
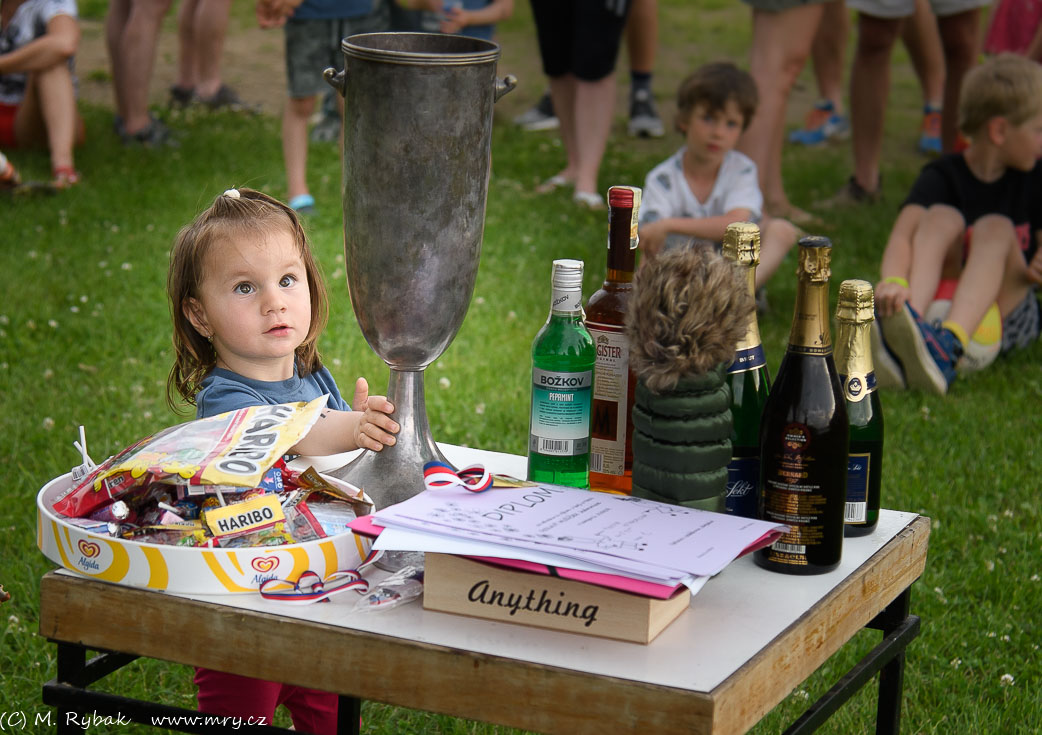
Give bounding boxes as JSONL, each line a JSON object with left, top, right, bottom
{"left": 39, "top": 445, "right": 930, "bottom": 735}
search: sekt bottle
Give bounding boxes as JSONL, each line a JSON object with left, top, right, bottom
{"left": 722, "top": 222, "right": 771, "bottom": 517}
{"left": 586, "top": 185, "right": 642, "bottom": 494}
{"left": 755, "top": 236, "right": 848, "bottom": 575}
{"left": 833, "top": 279, "right": 883, "bottom": 536}
{"left": 528, "top": 259, "right": 596, "bottom": 489}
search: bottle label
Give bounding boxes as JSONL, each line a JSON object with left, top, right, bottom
{"left": 840, "top": 371, "right": 877, "bottom": 403}
{"left": 725, "top": 457, "right": 759, "bottom": 517}
{"left": 530, "top": 367, "right": 593, "bottom": 456}
{"left": 727, "top": 344, "right": 767, "bottom": 374}
{"left": 760, "top": 422, "right": 832, "bottom": 566}
{"left": 587, "top": 324, "right": 628, "bottom": 476}
{"left": 844, "top": 451, "right": 870, "bottom": 523}
{"left": 551, "top": 285, "right": 583, "bottom": 314}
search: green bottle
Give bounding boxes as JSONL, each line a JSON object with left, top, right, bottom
{"left": 722, "top": 222, "right": 771, "bottom": 518}
{"left": 528, "top": 259, "right": 596, "bottom": 488}
{"left": 834, "top": 280, "right": 883, "bottom": 536}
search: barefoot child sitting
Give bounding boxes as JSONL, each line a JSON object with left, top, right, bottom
{"left": 637, "top": 61, "right": 799, "bottom": 292}
{"left": 167, "top": 187, "right": 399, "bottom": 732}
{"left": 873, "top": 54, "right": 1042, "bottom": 396}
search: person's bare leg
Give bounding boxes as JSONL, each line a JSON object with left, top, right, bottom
{"left": 906, "top": 204, "right": 964, "bottom": 314}
{"left": 626, "top": 0, "right": 656, "bottom": 73}
{"left": 571, "top": 73, "right": 616, "bottom": 196}
{"left": 16, "top": 64, "right": 81, "bottom": 172}
{"left": 937, "top": 9, "right": 980, "bottom": 152}
{"left": 948, "top": 215, "right": 1025, "bottom": 333}
{"left": 739, "top": 4, "right": 824, "bottom": 216}
{"left": 546, "top": 74, "right": 578, "bottom": 184}
{"left": 284, "top": 96, "right": 316, "bottom": 201}
{"left": 175, "top": 0, "right": 199, "bottom": 91}
{"left": 757, "top": 216, "right": 800, "bottom": 289}
{"left": 193, "top": 0, "right": 232, "bottom": 99}
{"left": 900, "top": 0, "right": 945, "bottom": 110}
{"left": 105, "top": 0, "right": 131, "bottom": 121}
{"left": 850, "top": 13, "right": 901, "bottom": 193}
{"left": 810, "top": 0, "right": 848, "bottom": 114}
{"left": 119, "top": 0, "right": 174, "bottom": 134}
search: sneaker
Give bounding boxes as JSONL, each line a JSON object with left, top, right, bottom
{"left": 881, "top": 303, "right": 962, "bottom": 395}
{"left": 119, "top": 115, "right": 179, "bottom": 147}
{"left": 815, "top": 175, "right": 881, "bottom": 209}
{"left": 169, "top": 85, "right": 195, "bottom": 109}
{"left": 310, "top": 113, "right": 340, "bottom": 143}
{"left": 289, "top": 193, "right": 316, "bottom": 215}
{"left": 198, "top": 84, "right": 259, "bottom": 113}
{"left": 788, "top": 100, "right": 850, "bottom": 146}
{"left": 628, "top": 88, "right": 664, "bottom": 138}
{"left": 513, "top": 92, "right": 559, "bottom": 132}
{"left": 917, "top": 106, "right": 941, "bottom": 155}
{"left": 871, "top": 319, "right": 906, "bottom": 389}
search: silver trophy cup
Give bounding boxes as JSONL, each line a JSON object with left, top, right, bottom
{"left": 324, "top": 33, "right": 515, "bottom": 510}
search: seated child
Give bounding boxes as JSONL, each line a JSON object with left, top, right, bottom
{"left": 0, "top": 0, "right": 85, "bottom": 187}
{"left": 638, "top": 61, "right": 799, "bottom": 290}
{"left": 167, "top": 187, "right": 399, "bottom": 732}
{"left": 873, "top": 54, "right": 1042, "bottom": 396}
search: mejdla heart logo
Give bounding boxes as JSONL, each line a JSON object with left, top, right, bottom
{"left": 78, "top": 540, "right": 101, "bottom": 558}
{"left": 251, "top": 557, "right": 279, "bottom": 573}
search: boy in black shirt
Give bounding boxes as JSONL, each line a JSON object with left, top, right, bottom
{"left": 873, "top": 54, "right": 1042, "bottom": 395}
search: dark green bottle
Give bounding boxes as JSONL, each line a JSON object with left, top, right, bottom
{"left": 528, "top": 259, "right": 596, "bottom": 488}
{"left": 834, "top": 279, "right": 883, "bottom": 536}
{"left": 756, "top": 237, "right": 848, "bottom": 575}
{"left": 722, "top": 222, "right": 771, "bottom": 517}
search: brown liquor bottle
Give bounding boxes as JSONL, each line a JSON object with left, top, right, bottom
{"left": 586, "top": 185, "right": 641, "bottom": 494}
{"left": 755, "top": 236, "right": 849, "bottom": 575}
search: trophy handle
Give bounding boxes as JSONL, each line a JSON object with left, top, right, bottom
{"left": 323, "top": 67, "right": 346, "bottom": 97}
{"left": 495, "top": 74, "right": 517, "bottom": 102}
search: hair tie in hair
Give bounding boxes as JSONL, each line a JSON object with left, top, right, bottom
{"left": 223, "top": 188, "right": 241, "bottom": 199}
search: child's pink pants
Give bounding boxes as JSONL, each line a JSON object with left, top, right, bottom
{"left": 194, "top": 667, "right": 338, "bottom": 735}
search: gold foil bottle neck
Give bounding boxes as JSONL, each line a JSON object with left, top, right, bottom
{"left": 796, "top": 236, "right": 832, "bottom": 283}
{"left": 722, "top": 221, "right": 761, "bottom": 267}
{"left": 836, "top": 280, "right": 875, "bottom": 324}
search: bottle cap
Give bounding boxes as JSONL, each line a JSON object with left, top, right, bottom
{"left": 836, "top": 279, "right": 875, "bottom": 323}
{"left": 551, "top": 258, "right": 584, "bottom": 290}
{"left": 608, "top": 186, "right": 634, "bottom": 207}
{"left": 796, "top": 235, "right": 832, "bottom": 283}
{"left": 722, "top": 222, "right": 761, "bottom": 266}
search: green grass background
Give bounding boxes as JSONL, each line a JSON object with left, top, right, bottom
{"left": 2, "top": 1, "right": 1040, "bottom": 732}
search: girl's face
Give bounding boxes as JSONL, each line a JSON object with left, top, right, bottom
{"left": 184, "top": 228, "right": 312, "bottom": 382}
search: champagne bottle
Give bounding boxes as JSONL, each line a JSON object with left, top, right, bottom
{"left": 755, "top": 236, "right": 848, "bottom": 575}
{"left": 528, "top": 259, "right": 596, "bottom": 489}
{"left": 834, "top": 279, "right": 883, "bottom": 536}
{"left": 722, "top": 222, "right": 771, "bottom": 517}
{"left": 586, "top": 185, "right": 641, "bottom": 494}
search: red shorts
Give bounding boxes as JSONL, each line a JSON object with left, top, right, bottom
{"left": 193, "top": 668, "right": 339, "bottom": 734}
{"left": 0, "top": 103, "right": 18, "bottom": 148}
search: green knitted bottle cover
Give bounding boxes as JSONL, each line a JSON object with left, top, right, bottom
{"left": 631, "top": 363, "right": 733, "bottom": 511}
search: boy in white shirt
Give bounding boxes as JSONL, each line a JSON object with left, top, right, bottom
{"left": 639, "top": 61, "right": 798, "bottom": 290}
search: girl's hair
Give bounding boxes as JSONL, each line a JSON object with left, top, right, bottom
{"left": 675, "top": 61, "right": 759, "bottom": 134}
{"left": 166, "top": 187, "right": 330, "bottom": 411}
{"left": 959, "top": 53, "right": 1042, "bottom": 137}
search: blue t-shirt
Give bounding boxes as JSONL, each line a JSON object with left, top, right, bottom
{"left": 195, "top": 366, "right": 349, "bottom": 419}
{"left": 292, "top": 0, "right": 375, "bottom": 21}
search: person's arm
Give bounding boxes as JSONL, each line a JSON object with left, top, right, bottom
{"left": 442, "top": 0, "right": 514, "bottom": 32}
{"left": 0, "top": 14, "right": 78, "bottom": 75}
{"left": 875, "top": 205, "right": 924, "bottom": 317}
{"left": 291, "top": 379, "right": 399, "bottom": 455}
{"left": 256, "top": 0, "right": 304, "bottom": 29}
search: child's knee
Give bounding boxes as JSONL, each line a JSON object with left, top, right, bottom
{"left": 970, "top": 214, "right": 1017, "bottom": 243}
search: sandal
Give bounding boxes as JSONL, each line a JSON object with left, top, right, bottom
{"left": 198, "top": 85, "right": 259, "bottom": 114}
{"left": 573, "top": 190, "right": 605, "bottom": 210}
{"left": 51, "top": 166, "right": 81, "bottom": 189}
{"left": 169, "top": 85, "right": 196, "bottom": 109}
{"left": 535, "top": 174, "right": 572, "bottom": 194}
{"left": 289, "top": 193, "right": 316, "bottom": 215}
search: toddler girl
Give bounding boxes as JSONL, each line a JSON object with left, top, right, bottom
{"left": 167, "top": 187, "right": 399, "bottom": 731}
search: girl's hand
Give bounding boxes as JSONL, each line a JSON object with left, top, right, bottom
{"left": 875, "top": 279, "right": 910, "bottom": 318}
{"left": 440, "top": 7, "right": 468, "bottom": 33}
{"left": 639, "top": 221, "right": 667, "bottom": 258}
{"left": 352, "top": 378, "right": 399, "bottom": 452}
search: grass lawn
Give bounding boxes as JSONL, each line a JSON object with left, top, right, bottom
{"left": 2, "top": 1, "right": 1040, "bottom": 733}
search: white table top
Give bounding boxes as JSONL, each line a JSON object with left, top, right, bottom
{"left": 143, "top": 444, "right": 919, "bottom": 695}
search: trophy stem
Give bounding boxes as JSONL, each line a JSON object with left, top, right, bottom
{"left": 329, "top": 367, "right": 450, "bottom": 509}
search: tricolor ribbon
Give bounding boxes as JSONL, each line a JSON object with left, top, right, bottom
{"left": 422, "top": 461, "right": 493, "bottom": 493}
{"left": 258, "top": 569, "right": 369, "bottom": 605}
